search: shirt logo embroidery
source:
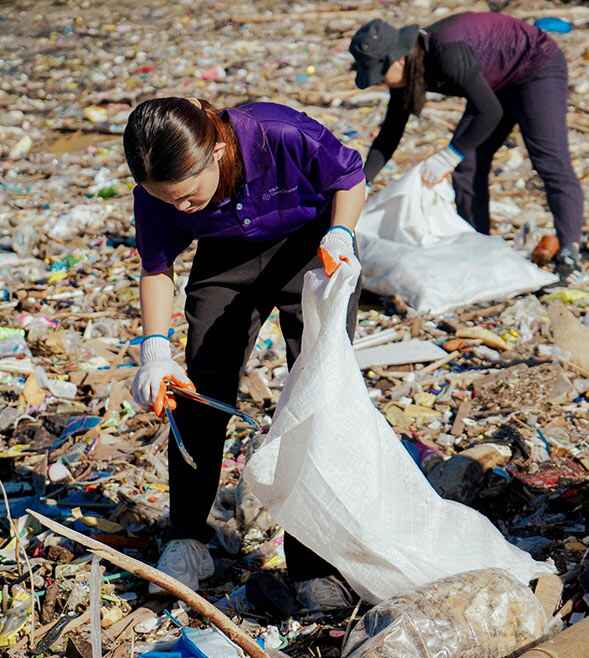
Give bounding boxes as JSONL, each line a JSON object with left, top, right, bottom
{"left": 262, "top": 185, "right": 298, "bottom": 201}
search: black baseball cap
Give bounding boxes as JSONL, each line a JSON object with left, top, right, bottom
{"left": 349, "top": 19, "right": 419, "bottom": 89}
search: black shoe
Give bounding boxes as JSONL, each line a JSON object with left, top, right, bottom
{"left": 554, "top": 243, "right": 581, "bottom": 282}
{"left": 245, "top": 572, "right": 357, "bottom": 618}
{"left": 245, "top": 571, "right": 299, "bottom": 618}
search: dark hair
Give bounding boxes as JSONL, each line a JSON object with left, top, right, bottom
{"left": 123, "top": 97, "right": 243, "bottom": 202}
{"left": 403, "top": 37, "right": 426, "bottom": 117}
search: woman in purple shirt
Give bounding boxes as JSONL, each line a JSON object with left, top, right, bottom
{"left": 350, "top": 12, "right": 584, "bottom": 279}
{"left": 123, "top": 98, "right": 365, "bottom": 609}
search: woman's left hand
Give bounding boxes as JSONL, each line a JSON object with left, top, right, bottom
{"left": 421, "top": 145, "right": 463, "bottom": 187}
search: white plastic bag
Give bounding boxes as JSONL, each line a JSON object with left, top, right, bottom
{"left": 244, "top": 264, "right": 554, "bottom": 604}
{"left": 357, "top": 168, "right": 557, "bottom": 314}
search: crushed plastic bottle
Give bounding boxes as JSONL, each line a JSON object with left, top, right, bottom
{"left": 343, "top": 569, "right": 550, "bottom": 658}
{"left": 0, "top": 329, "right": 31, "bottom": 358}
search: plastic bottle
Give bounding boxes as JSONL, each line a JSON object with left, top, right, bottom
{"left": 12, "top": 223, "right": 37, "bottom": 256}
{"left": 343, "top": 569, "right": 549, "bottom": 658}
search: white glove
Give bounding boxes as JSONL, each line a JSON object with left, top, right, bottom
{"left": 132, "top": 336, "right": 191, "bottom": 410}
{"left": 421, "top": 145, "right": 463, "bottom": 187}
{"left": 319, "top": 226, "right": 360, "bottom": 277}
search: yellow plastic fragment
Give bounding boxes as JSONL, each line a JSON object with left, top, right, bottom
{"left": 543, "top": 289, "right": 589, "bottom": 304}
{"left": 21, "top": 372, "right": 46, "bottom": 407}
{"left": 71, "top": 508, "right": 123, "bottom": 533}
{"left": 145, "top": 482, "right": 169, "bottom": 492}
{"left": 0, "top": 445, "right": 32, "bottom": 458}
{"left": 263, "top": 553, "right": 286, "bottom": 570}
{"left": 404, "top": 405, "right": 441, "bottom": 421}
{"left": 47, "top": 271, "right": 68, "bottom": 284}
{"left": 414, "top": 392, "right": 436, "bottom": 408}
{"left": 0, "top": 590, "right": 32, "bottom": 647}
{"left": 101, "top": 605, "right": 124, "bottom": 629}
{"left": 383, "top": 403, "right": 413, "bottom": 432}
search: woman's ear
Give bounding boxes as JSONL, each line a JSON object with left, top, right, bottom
{"left": 213, "top": 142, "right": 226, "bottom": 161}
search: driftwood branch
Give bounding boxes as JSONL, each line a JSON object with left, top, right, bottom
{"left": 27, "top": 510, "right": 269, "bottom": 658}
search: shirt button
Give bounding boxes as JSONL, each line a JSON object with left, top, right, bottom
{"left": 243, "top": 218, "right": 252, "bottom": 226}
{"left": 236, "top": 203, "right": 243, "bottom": 210}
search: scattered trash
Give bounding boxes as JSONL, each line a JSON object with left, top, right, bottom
{"left": 0, "top": 0, "right": 587, "bottom": 655}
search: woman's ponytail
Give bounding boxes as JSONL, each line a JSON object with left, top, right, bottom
{"left": 197, "top": 99, "right": 243, "bottom": 203}
{"left": 403, "top": 38, "right": 426, "bottom": 117}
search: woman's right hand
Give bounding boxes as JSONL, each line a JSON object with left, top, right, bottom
{"left": 132, "top": 336, "right": 194, "bottom": 417}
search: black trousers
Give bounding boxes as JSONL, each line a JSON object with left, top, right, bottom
{"left": 452, "top": 50, "right": 583, "bottom": 246}
{"left": 168, "top": 219, "right": 361, "bottom": 582}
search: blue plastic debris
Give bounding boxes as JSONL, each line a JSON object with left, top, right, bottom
{"left": 534, "top": 17, "right": 573, "bottom": 33}
{"left": 51, "top": 415, "right": 102, "bottom": 450}
{"left": 491, "top": 467, "right": 511, "bottom": 481}
{"left": 106, "top": 233, "right": 137, "bottom": 248}
{"left": 0, "top": 494, "right": 41, "bottom": 520}
{"left": 139, "top": 626, "right": 262, "bottom": 658}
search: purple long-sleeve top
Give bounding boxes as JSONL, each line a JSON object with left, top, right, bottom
{"left": 364, "top": 12, "right": 560, "bottom": 183}
{"left": 133, "top": 102, "right": 365, "bottom": 273}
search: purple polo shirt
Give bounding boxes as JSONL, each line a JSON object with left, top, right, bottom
{"left": 133, "top": 102, "right": 364, "bottom": 273}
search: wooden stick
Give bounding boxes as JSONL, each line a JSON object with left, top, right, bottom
{"left": 451, "top": 399, "right": 472, "bottom": 437}
{"left": 27, "top": 510, "right": 269, "bottom": 658}
{"left": 563, "top": 359, "right": 589, "bottom": 379}
{"left": 418, "top": 350, "right": 460, "bottom": 376}
{"left": 460, "top": 303, "right": 506, "bottom": 322}
{"left": 90, "top": 556, "right": 102, "bottom": 658}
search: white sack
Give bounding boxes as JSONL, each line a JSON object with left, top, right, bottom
{"left": 244, "top": 264, "right": 554, "bottom": 604}
{"left": 357, "top": 168, "right": 557, "bottom": 315}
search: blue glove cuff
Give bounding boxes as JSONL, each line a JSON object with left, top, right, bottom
{"left": 328, "top": 225, "right": 355, "bottom": 240}
{"left": 448, "top": 144, "right": 464, "bottom": 161}
{"left": 130, "top": 330, "right": 173, "bottom": 346}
